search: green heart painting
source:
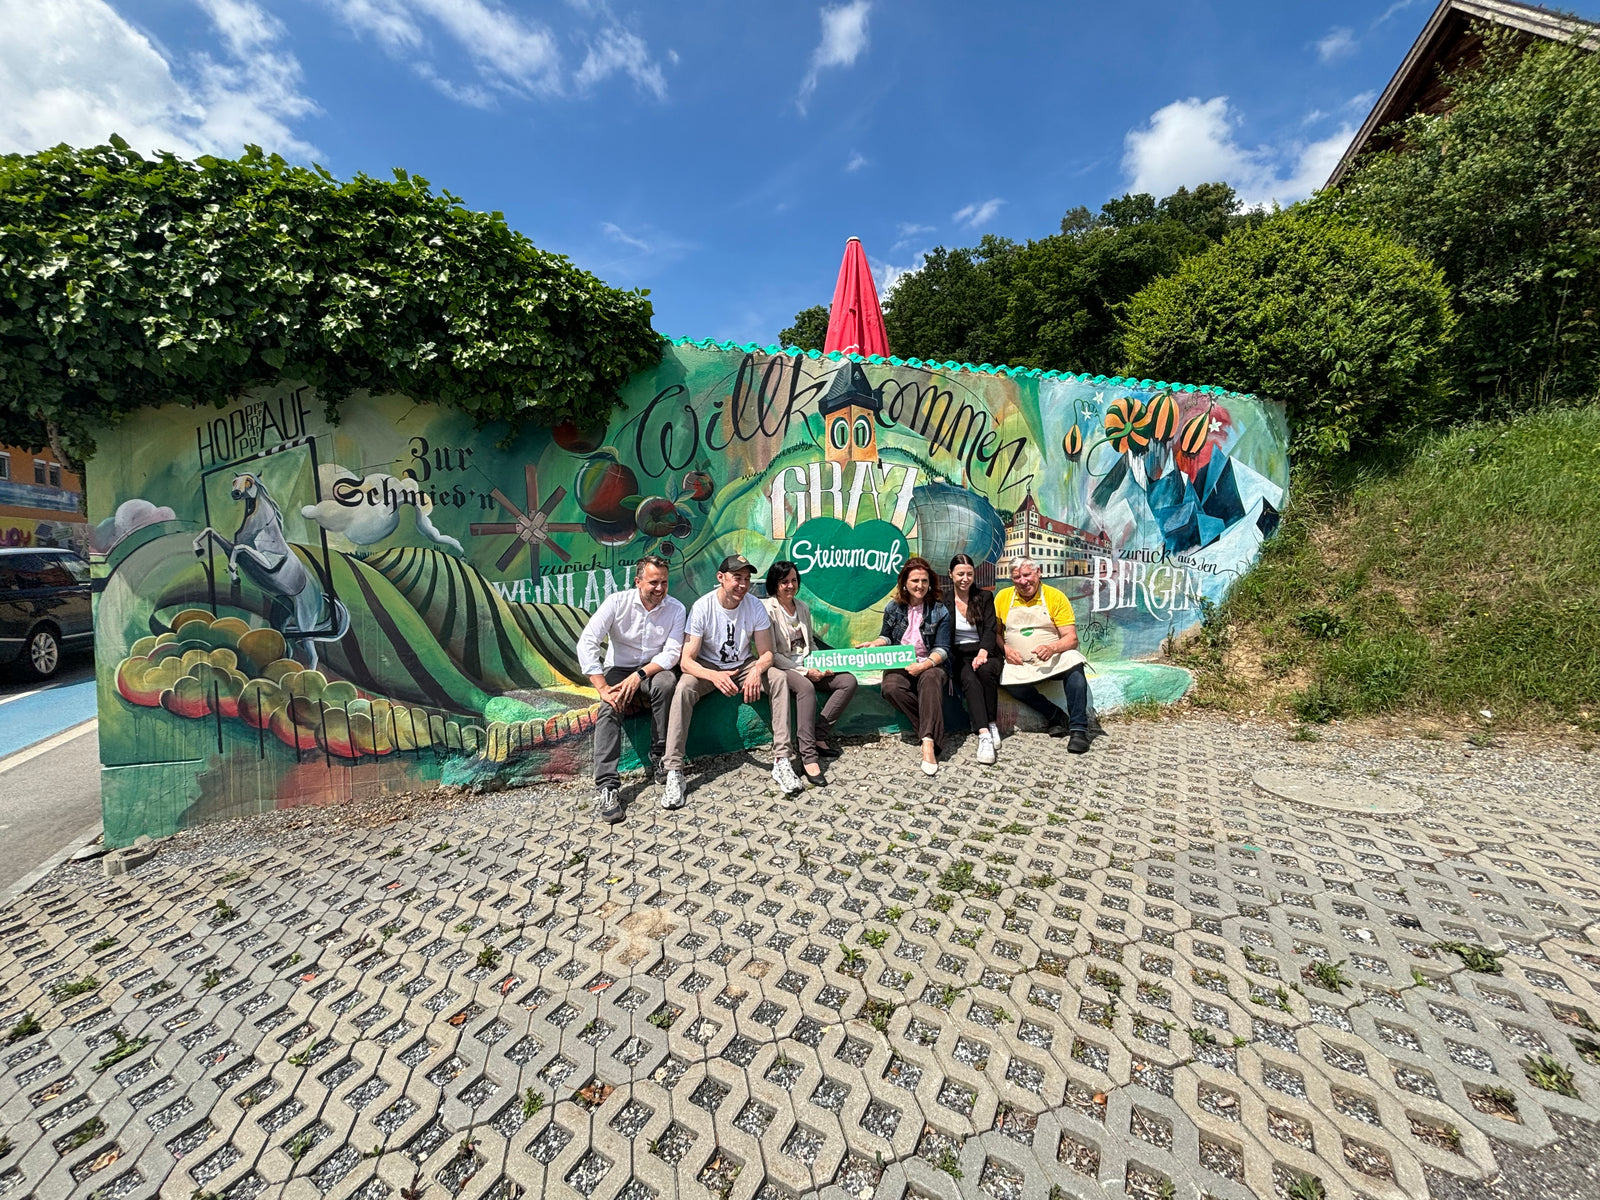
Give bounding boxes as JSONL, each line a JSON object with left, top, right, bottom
{"left": 786, "top": 516, "right": 910, "bottom": 612}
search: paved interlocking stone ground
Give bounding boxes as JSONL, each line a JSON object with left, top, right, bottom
{"left": 4, "top": 719, "right": 1600, "bottom": 1200}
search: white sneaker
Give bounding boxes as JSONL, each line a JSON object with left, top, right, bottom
{"left": 920, "top": 759, "right": 938, "bottom": 777}
{"left": 660, "top": 770, "right": 687, "bottom": 810}
{"left": 771, "top": 758, "right": 803, "bottom": 795}
{"left": 976, "top": 732, "right": 996, "bottom": 765}
{"left": 988, "top": 723, "right": 1002, "bottom": 743}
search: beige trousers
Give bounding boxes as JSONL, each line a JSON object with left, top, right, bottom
{"left": 662, "top": 659, "right": 790, "bottom": 772}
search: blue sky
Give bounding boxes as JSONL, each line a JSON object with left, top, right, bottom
{"left": 8, "top": 0, "right": 1600, "bottom": 347}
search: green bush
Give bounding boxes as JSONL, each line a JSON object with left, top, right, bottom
{"left": 0, "top": 141, "right": 661, "bottom": 460}
{"left": 1120, "top": 208, "right": 1456, "bottom": 468}
{"left": 1333, "top": 31, "right": 1600, "bottom": 411}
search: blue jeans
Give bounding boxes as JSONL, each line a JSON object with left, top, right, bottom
{"left": 1004, "top": 664, "right": 1087, "bottom": 731}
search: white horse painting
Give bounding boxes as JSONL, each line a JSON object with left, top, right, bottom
{"left": 193, "top": 473, "right": 350, "bottom": 668}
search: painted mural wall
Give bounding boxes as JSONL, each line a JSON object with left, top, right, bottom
{"left": 88, "top": 343, "right": 1289, "bottom": 844}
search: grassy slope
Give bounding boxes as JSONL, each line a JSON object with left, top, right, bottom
{"left": 1173, "top": 405, "right": 1600, "bottom": 733}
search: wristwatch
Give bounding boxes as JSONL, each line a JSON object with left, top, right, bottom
{"left": 635, "top": 667, "right": 649, "bottom": 681}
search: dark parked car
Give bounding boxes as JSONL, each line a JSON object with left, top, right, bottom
{"left": 0, "top": 548, "right": 93, "bottom": 680}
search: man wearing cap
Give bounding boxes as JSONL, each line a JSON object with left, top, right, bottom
{"left": 576, "top": 553, "right": 685, "bottom": 824}
{"left": 660, "top": 554, "right": 802, "bottom": 808}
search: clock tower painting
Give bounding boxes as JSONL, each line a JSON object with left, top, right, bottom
{"left": 819, "top": 360, "right": 883, "bottom": 466}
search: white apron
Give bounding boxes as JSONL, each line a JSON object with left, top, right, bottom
{"left": 1000, "top": 594, "right": 1087, "bottom": 687}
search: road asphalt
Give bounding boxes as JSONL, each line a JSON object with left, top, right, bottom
{"left": 0, "top": 657, "right": 102, "bottom": 892}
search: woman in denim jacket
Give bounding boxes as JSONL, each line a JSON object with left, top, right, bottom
{"left": 856, "top": 556, "right": 953, "bottom": 776}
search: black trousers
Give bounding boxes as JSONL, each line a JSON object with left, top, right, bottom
{"left": 951, "top": 643, "right": 1002, "bottom": 731}
{"left": 1004, "top": 664, "right": 1089, "bottom": 731}
{"left": 592, "top": 666, "right": 676, "bottom": 787}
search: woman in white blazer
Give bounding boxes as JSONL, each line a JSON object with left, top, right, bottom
{"left": 762, "top": 560, "right": 860, "bottom": 785}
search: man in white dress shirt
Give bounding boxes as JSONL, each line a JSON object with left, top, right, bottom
{"left": 576, "top": 554, "right": 686, "bottom": 823}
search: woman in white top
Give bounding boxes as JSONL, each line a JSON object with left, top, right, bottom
{"left": 762, "top": 560, "right": 860, "bottom": 784}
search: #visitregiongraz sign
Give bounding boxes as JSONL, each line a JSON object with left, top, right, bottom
{"left": 88, "top": 343, "right": 1289, "bottom": 841}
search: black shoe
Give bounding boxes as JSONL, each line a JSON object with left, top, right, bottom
{"left": 598, "top": 785, "right": 625, "bottom": 824}
{"left": 815, "top": 742, "right": 843, "bottom": 760}
{"left": 1067, "top": 730, "right": 1090, "bottom": 754}
{"left": 802, "top": 764, "right": 828, "bottom": 788}
{"left": 644, "top": 753, "right": 664, "bottom": 782}
{"left": 1047, "top": 722, "right": 1069, "bottom": 739}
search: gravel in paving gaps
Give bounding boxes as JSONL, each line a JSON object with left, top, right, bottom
{"left": 859, "top": 1100, "right": 901, "bottom": 1139}
{"left": 649, "top": 1122, "right": 694, "bottom": 1166}
{"left": 834, "top": 1152, "right": 883, "bottom": 1199}
{"left": 610, "top": 1099, "right": 653, "bottom": 1138}
{"left": 9, "top": 719, "right": 1600, "bottom": 1200}
{"left": 978, "top": 1157, "right": 1023, "bottom": 1200}
{"left": 1199, "top": 1135, "right": 1244, "bottom": 1181}
{"left": 1124, "top": 1164, "right": 1171, "bottom": 1200}
{"left": 696, "top": 1149, "right": 741, "bottom": 1198}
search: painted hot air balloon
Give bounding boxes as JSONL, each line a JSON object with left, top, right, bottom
{"left": 1103, "top": 397, "right": 1151, "bottom": 455}
{"left": 1146, "top": 391, "right": 1179, "bottom": 442}
{"left": 1062, "top": 424, "right": 1084, "bottom": 460}
{"left": 1179, "top": 408, "right": 1211, "bottom": 457}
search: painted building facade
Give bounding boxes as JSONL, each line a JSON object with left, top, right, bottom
{"left": 0, "top": 443, "right": 90, "bottom": 555}
{"left": 87, "top": 343, "right": 1290, "bottom": 844}
{"left": 997, "top": 494, "right": 1112, "bottom": 580}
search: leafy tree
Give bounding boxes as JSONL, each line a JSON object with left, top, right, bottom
{"left": 997, "top": 217, "right": 1211, "bottom": 372}
{"left": 1332, "top": 31, "right": 1600, "bottom": 409}
{"left": 884, "top": 184, "right": 1248, "bottom": 372}
{"left": 1120, "top": 208, "right": 1457, "bottom": 467}
{"left": 779, "top": 304, "right": 830, "bottom": 352}
{"left": 881, "top": 235, "right": 1018, "bottom": 365}
{"left": 1081, "top": 182, "right": 1250, "bottom": 241}
{"left": 0, "top": 141, "right": 661, "bottom": 462}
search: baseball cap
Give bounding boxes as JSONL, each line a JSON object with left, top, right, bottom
{"left": 717, "top": 553, "right": 755, "bottom": 574}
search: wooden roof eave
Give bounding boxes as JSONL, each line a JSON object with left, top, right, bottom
{"left": 1324, "top": 0, "right": 1600, "bottom": 190}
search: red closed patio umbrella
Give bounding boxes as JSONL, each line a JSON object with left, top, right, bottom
{"left": 823, "top": 236, "right": 890, "bottom": 358}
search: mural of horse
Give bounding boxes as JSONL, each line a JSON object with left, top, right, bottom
{"left": 193, "top": 472, "right": 350, "bottom": 668}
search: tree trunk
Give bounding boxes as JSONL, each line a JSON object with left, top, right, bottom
{"left": 45, "top": 419, "right": 86, "bottom": 516}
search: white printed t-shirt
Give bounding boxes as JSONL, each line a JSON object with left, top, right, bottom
{"left": 686, "top": 592, "right": 771, "bottom": 671}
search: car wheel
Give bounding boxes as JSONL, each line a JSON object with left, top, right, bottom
{"left": 25, "top": 626, "right": 61, "bottom": 680}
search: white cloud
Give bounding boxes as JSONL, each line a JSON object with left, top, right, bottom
{"left": 0, "top": 0, "right": 317, "bottom": 158}
{"left": 891, "top": 220, "right": 933, "bottom": 250}
{"left": 798, "top": 0, "right": 870, "bottom": 112}
{"left": 409, "top": 0, "right": 559, "bottom": 93}
{"left": 1121, "top": 95, "right": 1353, "bottom": 208}
{"left": 592, "top": 220, "right": 692, "bottom": 280}
{"left": 576, "top": 26, "right": 666, "bottom": 99}
{"left": 1345, "top": 89, "right": 1377, "bottom": 112}
{"left": 952, "top": 198, "right": 1004, "bottom": 230}
{"left": 326, "top": 0, "right": 671, "bottom": 105}
{"left": 1374, "top": 0, "right": 1423, "bottom": 27}
{"left": 845, "top": 150, "right": 867, "bottom": 171}
{"left": 1317, "top": 26, "right": 1356, "bottom": 62}
{"left": 326, "top": 0, "right": 422, "bottom": 53}
{"left": 874, "top": 249, "right": 927, "bottom": 296}
{"left": 190, "top": 0, "right": 320, "bottom": 151}
{"left": 600, "top": 220, "right": 651, "bottom": 252}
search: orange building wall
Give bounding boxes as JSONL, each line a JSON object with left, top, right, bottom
{"left": 0, "top": 443, "right": 90, "bottom": 553}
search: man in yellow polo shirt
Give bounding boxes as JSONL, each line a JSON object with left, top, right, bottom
{"left": 994, "top": 557, "right": 1091, "bottom": 753}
